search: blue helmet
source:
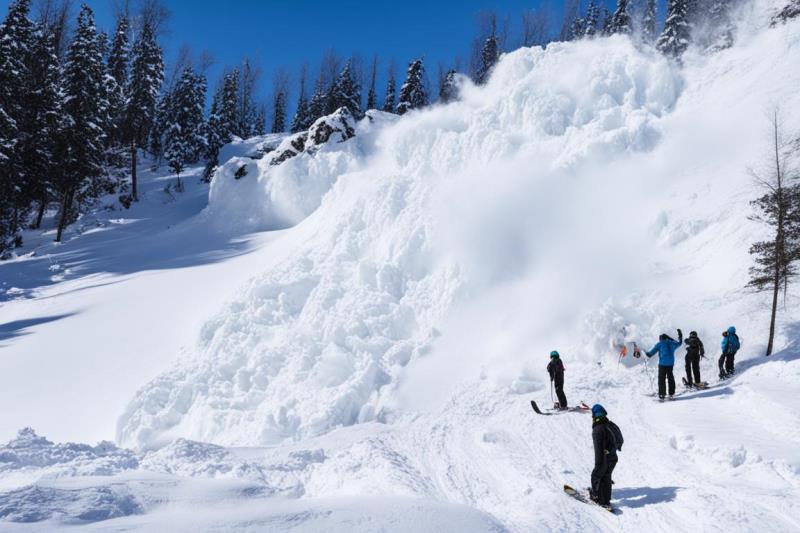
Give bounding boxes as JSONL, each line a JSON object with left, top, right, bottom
{"left": 550, "top": 350, "right": 560, "bottom": 358}
{"left": 591, "top": 404, "right": 607, "bottom": 417}
{"left": 727, "top": 326, "right": 736, "bottom": 335}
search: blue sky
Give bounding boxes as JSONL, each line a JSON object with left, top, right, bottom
{"left": 3, "top": 0, "right": 667, "bottom": 112}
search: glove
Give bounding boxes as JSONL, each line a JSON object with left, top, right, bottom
{"left": 677, "top": 328, "right": 683, "bottom": 337}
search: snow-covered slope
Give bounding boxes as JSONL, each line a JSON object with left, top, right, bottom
{"left": 2, "top": 1, "right": 800, "bottom": 531}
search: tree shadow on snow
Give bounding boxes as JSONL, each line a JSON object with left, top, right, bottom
{"left": 613, "top": 486, "right": 680, "bottom": 509}
{"left": 0, "top": 218, "right": 254, "bottom": 304}
{"left": 0, "top": 314, "right": 76, "bottom": 346}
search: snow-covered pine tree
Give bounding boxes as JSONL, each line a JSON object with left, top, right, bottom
{"left": 238, "top": 59, "right": 262, "bottom": 138}
{"left": 220, "top": 69, "right": 240, "bottom": 139}
{"left": 438, "top": 69, "right": 459, "bottom": 104}
{"left": 584, "top": 1, "right": 601, "bottom": 38}
{"left": 148, "top": 91, "right": 171, "bottom": 166}
{"left": 0, "top": 0, "right": 35, "bottom": 244}
{"left": 124, "top": 20, "right": 163, "bottom": 201}
{"left": 366, "top": 56, "right": 378, "bottom": 110}
{"left": 657, "top": 0, "right": 691, "bottom": 57}
{"left": 201, "top": 84, "right": 224, "bottom": 182}
{"left": 600, "top": 7, "right": 613, "bottom": 35}
{"left": 773, "top": 0, "right": 800, "bottom": 23}
{"left": 570, "top": 16, "right": 586, "bottom": 40}
{"left": 106, "top": 15, "right": 129, "bottom": 146}
{"left": 23, "top": 26, "right": 63, "bottom": 230}
{"left": 308, "top": 75, "right": 328, "bottom": 124}
{"left": 271, "top": 90, "right": 287, "bottom": 133}
{"left": 382, "top": 66, "right": 396, "bottom": 113}
{"left": 57, "top": 4, "right": 110, "bottom": 242}
{"left": 291, "top": 66, "right": 311, "bottom": 133}
{"left": 642, "top": 0, "right": 658, "bottom": 44}
{"left": 330, "top": 61, "right": 362, "bottom": 118}
{"left": 609, "top": 0, "right": 632, "bottom": 35}
{"left": 475, "top": 32, "right": 499, "bottom": 85}
{"left": 188, "top": 71, "right": 208, "bottom": 161}
{"left": 396, "top": 59, "right": 427, "bottom": 115}
{"left": 253, "top": 103, "right": 266, "bottom": 136}
{"left": 164, "top": 66, "right": 206, "bottom": 189}
{"left": 163, "top": 120, "right": 187, "bottom": 187}
{"left": 0, "top": 106, "right": 16, "bottom": 252}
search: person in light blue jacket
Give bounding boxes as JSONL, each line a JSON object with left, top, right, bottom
{"left": 646, "top": 329, "right": 683, "bottom": 400}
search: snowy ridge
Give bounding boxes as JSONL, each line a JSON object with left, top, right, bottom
{"left": 118, "top": 36, "right": 681, "bottom": 450}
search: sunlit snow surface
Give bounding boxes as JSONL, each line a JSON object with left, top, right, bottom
{"left": 2, "top": 2, "right": 800, "bottom": 531}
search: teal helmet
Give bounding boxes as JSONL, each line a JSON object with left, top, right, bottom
{"left": 592, "top": 404, "right": 607, "bottom": 417}
{"left": 550, "top": 350, "right": 560, "bottom": 358}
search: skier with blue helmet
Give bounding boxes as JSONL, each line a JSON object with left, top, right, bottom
{"left": 719, "top": 326, "right": 740, "bottom": 378}
{"left": 589, "top": 404, "right": 623, "bottom": 509}
{"left": 645, "top": 329, "right": 683, "bottom": 400}
{"left": 547, "top": 350, "right": 568, "bottom": 410}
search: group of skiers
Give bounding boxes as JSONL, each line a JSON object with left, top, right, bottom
{"left": 544, "top": 326, "right": 742, "bottom": 509}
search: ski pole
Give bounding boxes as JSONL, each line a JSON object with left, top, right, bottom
{"left": 550, "top": 380, "right": 554, "bottom": 406}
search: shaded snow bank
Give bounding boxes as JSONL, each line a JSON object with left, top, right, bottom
{"left": 118, "top": 36, "right": 683, "bottom": 449}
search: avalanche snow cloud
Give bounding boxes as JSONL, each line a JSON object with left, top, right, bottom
{"left": 118, "top": 37, "right": 681, "bottom": 449}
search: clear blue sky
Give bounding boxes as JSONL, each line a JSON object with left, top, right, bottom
{"left": 3, "top": 0, "right": 667, "bottom": 111}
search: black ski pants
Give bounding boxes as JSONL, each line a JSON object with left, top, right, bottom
{"left": 718, "top": 353, "right": 735, "bottom": 374}
{"left": 658, "top": 365, "right": 676, "bottom": 397}
{"left": 553, "top": 373, "right": 567, "bottom": 408}
{"left": 591, "top": 455, "right": 617, "bottom": 506}
{"left": 685, "top": 354, "right": 701, "bottom": 385}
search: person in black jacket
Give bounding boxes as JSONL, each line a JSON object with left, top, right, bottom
{"left": 589, "top": 404, "right": 620, "bottom": 508}
{"left": 547, "top": 350, "right": 567, "bottom": 410}
{"left": 684, "top": 331, "right": 705, "bottom": 387}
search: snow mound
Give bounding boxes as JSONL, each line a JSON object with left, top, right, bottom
{"left": 0, "top": 484, "right": 143, "bottom": 523}
{"left": 118, "top": 37, "right": 681, "bottom": 449}
{"left": 0, "top": 428, "right": 138, "bottom": 479}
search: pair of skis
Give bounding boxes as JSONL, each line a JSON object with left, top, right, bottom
{"left": 530, "top": 400, "right": 591, "bottom": 416}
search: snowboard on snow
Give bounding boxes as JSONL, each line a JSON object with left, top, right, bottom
{"left": 530, "top": 401, "right": 591, "bottom": 416}
{"left": 682, "top": 377, "right": 709, "bottom": 389}
{"left": 563, "top": 485, "right": 617, "bottom": 514}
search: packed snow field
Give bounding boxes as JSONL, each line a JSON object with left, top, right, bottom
{"left": 2, "top": 3, "right": 800, "bottom": 531}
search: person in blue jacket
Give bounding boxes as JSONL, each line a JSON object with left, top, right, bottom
{"left": 645, "top": 329, "right": 683, "bottom": 400}
{"left": 719, "top": 326, "right": 740, "bottom": 378}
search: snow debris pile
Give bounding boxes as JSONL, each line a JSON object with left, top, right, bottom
{"left": 119, "top": 36, "right": 682, "bottom": 450}
{"left": 0, "top": 428, "right": 139, "bottom": 478}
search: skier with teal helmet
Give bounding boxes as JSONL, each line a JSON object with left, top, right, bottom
{"left": 547, "top": 350, "right": 567, "bottom": 410}
{"left": 719, "top": 326, "right": 740, "bottom": 378}
{"left": 589, "top": 404, "right": 623, "bottom": 509}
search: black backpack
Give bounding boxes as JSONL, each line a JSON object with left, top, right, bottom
{"left": 607, "top": 420, "right": 624, "bottom": 452}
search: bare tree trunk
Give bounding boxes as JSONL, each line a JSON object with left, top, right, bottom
{"left": 766, "top": 261, "right": 779, "bottom": 356}
{"left": 34, "top": 196, "right": 47, "bottom": 229}
{"left": 55, "top": 187, "right": 73, "bottom": 243}
{"left": 131, "top": 140, "right": 138, "bottom": 201}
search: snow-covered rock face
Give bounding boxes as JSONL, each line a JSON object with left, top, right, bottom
{"left": 205, "top": 107, "right": 377, "bottom": 234}
{"left": 118, "top": 37, "right": 682, "bottom": 450}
